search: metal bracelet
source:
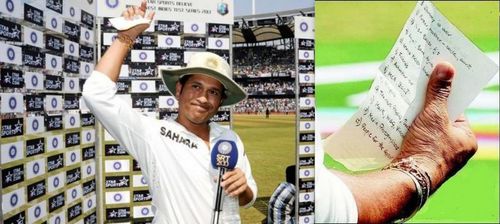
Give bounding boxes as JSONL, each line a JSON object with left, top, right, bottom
{"left": 383, "top": 157, "right": 431, "bottom": 222}
{"left": 116, "top": 33, "right": 134, "bottom": 49}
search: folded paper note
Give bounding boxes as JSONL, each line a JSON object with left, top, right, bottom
{"left": 324, "top": 1, "right": 499, "bottom": 171}
{"left": 109, "top": 16, "right": 151, "bottom": 31}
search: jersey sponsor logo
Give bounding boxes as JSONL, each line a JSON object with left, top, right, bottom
{"left": 160, "top": 127, "right": 198, "bottom": 149}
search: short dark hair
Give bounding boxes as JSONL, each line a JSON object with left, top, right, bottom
{"left": 177, "top": 75, "right": 227, "bottom": 99}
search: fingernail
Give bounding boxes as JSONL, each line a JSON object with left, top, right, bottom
{"left": 436, "top": 63, "right": 453, "bottom": 80}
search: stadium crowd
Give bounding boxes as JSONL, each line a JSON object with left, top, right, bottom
{"left": 239, "top": 80, "right": 295, "bottom": 95}
{"left": 233, "top": 46, "right": 295, "bottom": 78}
{"left": 233, "top": 98, "right": 296, "bottom": 114}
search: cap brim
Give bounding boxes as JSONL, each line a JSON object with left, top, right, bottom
{"left": 159, "top": 67, "right": 247, "bottom": 106}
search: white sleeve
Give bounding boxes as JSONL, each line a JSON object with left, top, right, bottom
{"left": 315, "top": 163, "right": 358, "bottom": 223}
{"left": 235, "top": 134, "right": 257, "bottom": 208}
{"left": 81, "top": 71, "right": 154, "bottom": 175}
{"left": 314, "top": 134, "right": 358, "bottom": 223}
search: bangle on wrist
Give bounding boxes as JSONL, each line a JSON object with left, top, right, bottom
{"left": 382, "top": 157, "right": 432, "bottom": 222}
{"left": 116, "top": 33, "right": 134, "bottom": 49}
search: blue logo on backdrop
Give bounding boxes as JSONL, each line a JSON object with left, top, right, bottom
{"left": 32, "top": 119, "right": 39, "bottom": 131}
{"left": 191, "top": 24, "right": 199, "bottom": 32}
{"left": 106, "top": 0, "right": 119, "bottom": 8}
{"left": 87, "top": 199, "right": 93, "bottom": 208}
{"left": 70, "top": 7, "right": 75, "bottom": 17}
{"left": 51, "top": 18, "right": 58, "bottom": 28}
{"left": 71, "top": 152, "right": 76, "bottom": 162}
{"left": 86, "top": 166, "right": 92, "bottom": 174}
{"left": 113, "top": 162, "right": 121, "bottom": 170}
{"left": 33, "top": 162, "right": 40, "bottom": 174}
{"left": 215, "top": 40, "right": 223, "bottom": 47}
{"left": 51, "top": 58, "right": 57, "bottom": 68}
{"left": 34, "top": 206, "right": 41, "bottom": 217}
{"left": 53, "top": 177, "right": 60, "bottom": 187}
{"left": 55, "top": 217, "right": 61, "bottom": 224}
{"left": 139, "top": 52, "right": 147, "bottom": 60}
{"left": 9, "top": 145, "right": 17, "bottom": 158}
{"left": 140, "top": 82, "right": 148, "bottom": 91}
{"left": 6, "top": 0, "right": 14, "bottom": 12}
{"left": 52, "top": 137, "right": 59, "bottom": 148}
{"left": 86, "top": 132, "right": 91, "bottom": 141}
{"left": 31, "top": 75, "right": 38, "bottom": 86}
{"left": 141, "top": 207, "right": 149, "bottom": 215}
{"left": 72, "top": 189, "right": 77, "bottom": 198}
{"left": 69, "top": 80, "right": 75, "bottom": 89}
{"left": 300, "top": 22, "right": 308, "bottom": 32}
{"left": 51, "top": 98, "right": 58, "bottom": 108}
{"left": 8, "top": 97, "right": 17, "bottom": 109}
{"left": 69, "top": 44, "right": 75, "bottom": 53}
{"left": 167, "top": 98, "right": 174, "bottom": 106}
{"left": 70, "top": 116, "right": 76, "bottom": 126}
{"left": 10, "top": 193, "right": 18, "bottom": 206}
{"left": 30, "top": 32, "right": 37, "bottom": 43}
{"left": 85, "top": 64, "right": 90, "bottom": 73}
{"left": 85, "top": 31, "right": 90, "bottom": 40}
{"left": 7, "top": 48, "right": 15, "bottom": 60}
{"left": 114, "top": 193, "right": 122, "bottom": 201}
{"left": 166, "top": 37, "right": 173, "bottom": 45}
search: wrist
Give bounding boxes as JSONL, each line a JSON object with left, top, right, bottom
{"left": 383, "top": 157, "right": 432, "bottom": 222}
{"left": 411, "top": 155, "right": 446, "bottom": 193}
{"left": 115, "top": 33, "right": 135, "bottom": 49}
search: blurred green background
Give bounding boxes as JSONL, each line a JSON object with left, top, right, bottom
{"left": 316, "top": 1, "right": 499, "bottom": 222}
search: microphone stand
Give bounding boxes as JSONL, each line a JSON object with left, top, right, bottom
{"left": 212, "top": 168, "right": 226, "bottom": 224}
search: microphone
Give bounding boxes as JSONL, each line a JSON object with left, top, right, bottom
{"left": 211, "top": 137, "right": 239, "bottom": 224}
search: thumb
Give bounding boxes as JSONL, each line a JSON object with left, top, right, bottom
{"left": 424, "top": 62, "right": 455, "bottom": 110}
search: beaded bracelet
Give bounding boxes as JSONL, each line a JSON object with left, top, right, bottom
{"left": 116, "top": 33, "right": 134, "bottom": 49}
{"left": 382, "top": 157, "right": 432, "bottom": 222}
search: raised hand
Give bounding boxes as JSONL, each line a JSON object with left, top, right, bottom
{"left": 120, "top": 0, "right": 155, "bottom": 39}
{"left": 397, "top": 62, "right": 477, "bottom": 192}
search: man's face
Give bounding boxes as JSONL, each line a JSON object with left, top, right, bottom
{"left": 175, "top": 74, "right": 224, "bottom": 125}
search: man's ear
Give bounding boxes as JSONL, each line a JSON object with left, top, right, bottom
{"left": 175, "top": 82, "right": 182, "bottom": 99}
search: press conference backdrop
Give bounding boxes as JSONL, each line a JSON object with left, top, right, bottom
{"left": 0, "top": 0, "right": 236, "bottom": 223}
{"left": 294, "top": 16, "right": 315, "bottom": 224}
{"left": 1, "top": 0, "right": 98, "bottom": 223}
{"left": 96, "top": 0, "right": 234, "bottom": 223}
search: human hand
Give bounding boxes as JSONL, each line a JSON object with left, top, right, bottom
{"left": 120, "top": 0, "right": 155, "bottom": 39}
{"left": 397, "top": 62, "right": 477, "bottom": 192}
{"left": 221, "top": 168, "right": 248, "bottom": 197}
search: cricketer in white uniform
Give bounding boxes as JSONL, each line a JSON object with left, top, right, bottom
{"left": 82, "top": 2, "right": 257, "bottom": 223}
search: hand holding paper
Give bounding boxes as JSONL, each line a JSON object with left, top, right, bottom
{"left": 396, "top": 62, "right": 478, "bottom": 192}
{"left": 324, "top": 1, "right": 498, "bottom": 171}
{"left": 110, "top": 0, "right": 155, "bottom": 38}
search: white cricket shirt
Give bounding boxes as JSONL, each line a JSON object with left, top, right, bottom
{"left": 315, "top": 133, "right": 358, "bottom": 223}
{"left": 82, "top": 71, "right": 257, "bottom": 223}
